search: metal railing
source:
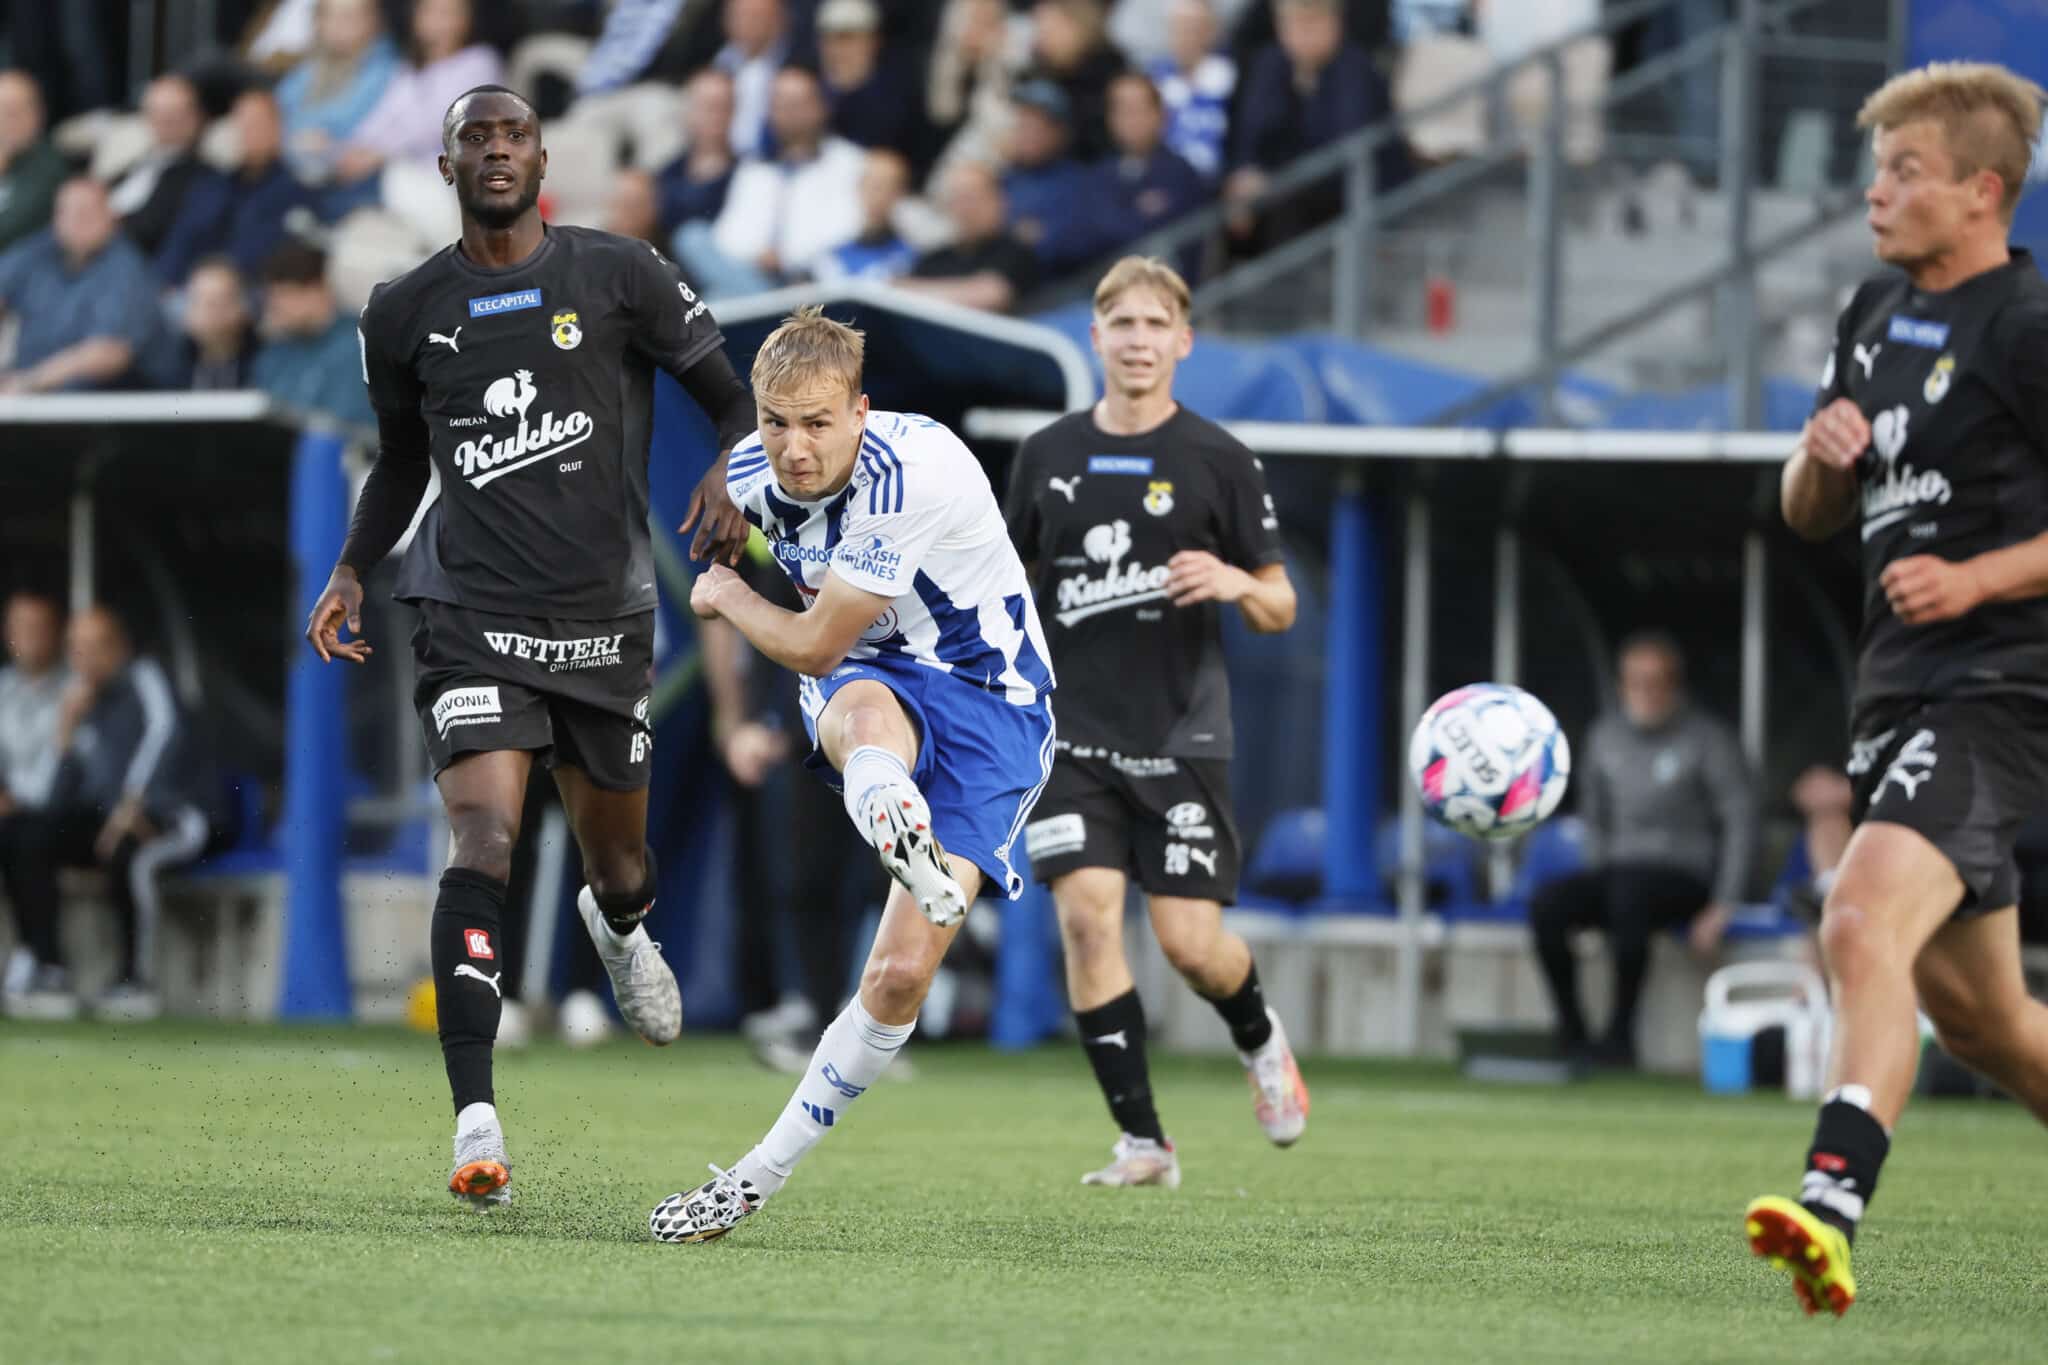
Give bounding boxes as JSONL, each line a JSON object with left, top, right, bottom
{"left": 1046, "top": 0, "right": 1903, "bottom": 426}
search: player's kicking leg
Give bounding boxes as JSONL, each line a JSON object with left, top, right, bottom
{"left": 1744, "top": 822, "right": 1961, "bottom": 1313}
{"left": 433, "top": 751, "right": 531, "bottom": 1209}
{"left": 650, "top": 679, "right": 972, "bottom": 1243}
{"left": 554, "top": 767, "right": 681, "bottom": 1045}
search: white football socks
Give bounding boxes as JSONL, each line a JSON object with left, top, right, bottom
{"left": 737, "top": 996, "right": 915, "bottom": 1196}
{"left": 455, "top": 1101, "right": 498, "bottom": 1136}
{"left": 841, "top": 745, "right": 918, "bottom": 845}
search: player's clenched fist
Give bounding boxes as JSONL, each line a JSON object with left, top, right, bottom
{"left": 1803, "top": 397, "right": 1873, "bottom": 471}
{"left": 690, "top": 562, "right": 744, "bottom": 619}
{"left": 1881, "top": 554, "right": 1985, "bottom": 625}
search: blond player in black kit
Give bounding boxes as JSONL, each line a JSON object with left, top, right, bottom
{"left": 1746, "top": 63, "right": 2048, "bottom": 1315}
{"left": 302, "top": 86, "right": 754, "bottom": 1209}
{"left": 1006, "top": 258, "right": 1307, "bottom": 1189}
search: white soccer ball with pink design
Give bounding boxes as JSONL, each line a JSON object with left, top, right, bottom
{"left": 1408, "top": 683, "right": 1571, "bottom": 841}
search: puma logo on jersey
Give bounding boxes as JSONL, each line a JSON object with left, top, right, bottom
{"left": 1854, "top": 342, "right": 1882, "bottom": 379}
{"left": 428, "top": 327, "right": 462, "bottom": 352}
{"left": 451, "top": 963, "right": 501, "bottom": 998}
{"left": 1049, "top": 476, "right": 1082, "bottom": 503}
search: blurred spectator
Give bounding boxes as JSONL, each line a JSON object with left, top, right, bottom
{"left": 655, "top": 69, "right": 739, "bottom": 235}
{"left": 817, "top": 0, "right": 928, "bottom": 156}
{"left": 1088, "top": 72, "right": 1207, "bottom": 250}
{"left": 1146, "top": 0, "right": 1235, "bottom": 180}
{"left": 0, "top": 71, "right": 68, "bottom": 254}
{"left": 109, "top": 76, "right": 214, "bottom": 259}
{"left": 155, "top": 89, "right": 316, "bottom": 287}
{"left": 0, "top": 178, "right": 159, "bottom": 394}
{"left": 579, "top": 0, "right": 692, "bottom": 97}
{"left": 243, "top": 0, "right": 324, "bottom": 70}
{"left": 331, "top": 0, "right": 506, "bottom": 194}
{"left": 1782, "top": 764, "right": 1852, "bottom": 919}
{"left": 0, "top": 592, "right": 68, "bottom": 1012}
{"left": 1392, "top": 0, "right": 1472, "bottom": 43}
{"left": 275, "top": 0, "right": 401, "bottom": 185}
{"left": 812, "top": 148, "right": 918, "bottom": 282}
{"left": 604, "top": 168, "right": 665, "bottom": 244}
{"left": 0, "top": 606, "right": 215, "bottom": 1021}
{"left": 146, "top": 257, "right": 259, "bottom": 391}
{"left": 898, "top": 161, "right": 1038, "bottom": 313}
{"left": 1225, "top": 0, "right": 1406, "bottom": 249}
{"left": 714, "top": 0, "right": 796, "bottom": 159}
{"left": 250, "top": 240, "right": 375, "bottom": 425}
{"left": 1529, "top": 632, "right": 1753, "bottom": 1068}
{"left": 1000, "top": 81, "right": 1097, "bottom": 274}
{"left": 1021, "top": 0, "right": 1129, "bottom": 161}
{"left": 925, "top": 0, "right": 1021, "bottom": 177}
{"left": 676, "top": 65, "right": 864, "bottom": 297}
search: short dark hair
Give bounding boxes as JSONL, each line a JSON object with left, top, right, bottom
{"left": 1618, "top": 629, "right": 1686, "bottom": 680}
{"left": 262, "top": 240, "right": 328, "bottom": 287}
{"left": 188, "top": 252, "right": 243, "bottom": 282}
{"left": 441, "top": 83, "right": 538, "bottom": 148}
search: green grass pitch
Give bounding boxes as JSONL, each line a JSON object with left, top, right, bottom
{"left": 2, "top": 1021, "right": 2043, "bottom": 1363}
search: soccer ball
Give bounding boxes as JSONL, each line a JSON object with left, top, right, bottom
{"left": 1408, "top": 683, "right": 1571, "bottom": 841}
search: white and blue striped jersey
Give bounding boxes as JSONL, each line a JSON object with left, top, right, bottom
{"left": 727, "top": 410, "right": 1057, "bottom": 707}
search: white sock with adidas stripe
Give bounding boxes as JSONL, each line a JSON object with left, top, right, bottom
{"left": 738, "top": 996, "right": 915, "bottom": 1196}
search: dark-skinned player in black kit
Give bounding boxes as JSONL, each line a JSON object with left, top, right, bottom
{"left": 302, "top": 86, "right": 754, "bottom": 1209}
{"left": 1745, "top": 62, "right": 2048, "bottom": 1316}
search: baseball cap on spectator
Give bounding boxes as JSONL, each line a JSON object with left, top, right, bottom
{"left": 1011, "top": 79, "right": 1072, "bottom": 125}
{"left": 816, "top": 0, "right": 881, "bottom": 33}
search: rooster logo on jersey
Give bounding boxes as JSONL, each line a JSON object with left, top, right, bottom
{"left": 1082, "top": 519, "right": 1132, "bottom": 571}
{"left": 1058, "top": 519, "right": 1168, "bottom": 626}
{"left": 485, "top": 370, "right": 538, "bottom": 423}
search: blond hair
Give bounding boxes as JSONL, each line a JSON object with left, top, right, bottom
{"left": 1859, "top": 62, "right": 2046, "bottom": 218}
{"left": 1092, "top": 256, "right": 1192, "bottom": 320}
{"left": 751, "top": 305, "right": 866, "bottom": 402}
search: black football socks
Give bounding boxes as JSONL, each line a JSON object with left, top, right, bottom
{"left": 1801, "top": 1088, "right": 1891, "bottom": 1243}
{"left": 1205, "top": 961, "right": 1275, "bottom": 1053}
{"left": 1075, "top": 989, "right": 1166, "bottom": 1142}
{"left": 431, "top": 868, "right": 507, "bottom": 1113}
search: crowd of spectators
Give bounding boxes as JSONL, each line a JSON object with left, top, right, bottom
{"left": 0, "top": 0, "right": 1468, "bottom": 402}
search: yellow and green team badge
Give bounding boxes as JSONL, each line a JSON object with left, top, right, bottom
{"left": 1925, "top": 353, "right": 1954, "bottom": 404}
{"left": 551, "top": 309, "right": 583, "bottom": 351}
{"left": 1144, "top": 480, "right": 1175, "bottom": 516}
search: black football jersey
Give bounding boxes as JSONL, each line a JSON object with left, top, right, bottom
{"left": 357, "top": 225, "right": 725, "bottom": 619}
{"left": 1006, "top": 407, "right": 1283, "bottom": 757}
{"left": 1815, "top": 248, "right": 2048, "bottom": 710}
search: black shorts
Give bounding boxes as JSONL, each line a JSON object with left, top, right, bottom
{"left": 1024, "top": 747, "right": 1241, "bottom": 902}
{"left": 1847, "top": 694, "right": 2048, "bottom": 917}
{"left": 410, "top": 600, "right": 654, "bottom": 791}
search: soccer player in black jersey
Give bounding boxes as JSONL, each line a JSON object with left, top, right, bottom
{"left": 1006, "top": 258, "right": 1307, "bottom": 1188}
{"left": 301, "top": 86, "right": 754, "bottom": 1209}
{"left": 1746, "top": 63, "right": 2048, "bottom": 1315}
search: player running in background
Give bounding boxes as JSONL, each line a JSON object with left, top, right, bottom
{"left": 650, "top": 308, "right": 1056, "bottom": 1242}
{"left": 1005, "top": 258, "right": 1305, "bottom": 1188}
{"left": 302, "top": 85, "right": 754, "bottom": 1209}
{"left": 1751, "top": 62, "right": 2048, "bottom": 1315}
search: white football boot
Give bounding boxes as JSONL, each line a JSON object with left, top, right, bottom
{"left": 576, "top": 887, "right": 682, "bottom": 1045}
{"left": 650, "top": 1164, "right": 766, "bottom": 1244}
{"left": 448, "top": 1105, "right": 512, "bottom": 1209}
{"left": 861, "top": 786, "right": 967, "bottom": 927}
{"left": 1080, "top": 1135, "right": 1181, "bottom": 1188}
{"left": 1240, "top": 1008, "right": 1310, "bottom": 1147}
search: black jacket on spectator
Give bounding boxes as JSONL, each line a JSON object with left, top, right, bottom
{"left": 908, "top": 232, "right": 1040, "bottom": 306}
{"left": 1230, "top": 42, "right": 1409, "bottom": 190}
{"left": 828, "top": 50, "right": 931, "bottom": 155}
{"left": 1024, "top": 45, "right": 1130, "bottom": 162}
{"left": 145, "top": 336, "right": 257, "bottom": 391}
{"left": 1090, "top": 145, "right": 1209, "bottom": 248}
{"left": 119, "top": 153, "right": 214, "bottom": 257}
{"left": 655, "top": 158, "right": 735, "bottom": 235}
{"left": 50, "top": 658, "right": 211, "bottom": 824}
{"left": 153, "top": 162, "right": 314, "bottom": 287}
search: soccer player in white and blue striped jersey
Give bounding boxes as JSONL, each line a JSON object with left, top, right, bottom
{"left": 650, "top": 306, "right": 1056, "bottom": 1243}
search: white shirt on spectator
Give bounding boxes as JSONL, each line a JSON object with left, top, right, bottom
{"left": 713, "top": 136, "right": 866, "bottom": 270}
{"left": 1480, "top": 0, "right": 1598, "bottom": 62}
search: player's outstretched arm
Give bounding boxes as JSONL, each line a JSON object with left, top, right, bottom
{"left": 1165, "top": 553, "right": 1297, "bottom": 631}
{"left": 1781, "top": 398, "right": 1867, "bottom": 541}
{"left": 690, "top": 565, "right": 890, "bottom": 677}
{"left": 674, "top": 351, "right": 756, "bottom": 565}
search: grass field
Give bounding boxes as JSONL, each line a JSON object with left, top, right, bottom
{"left": 2, "top": 1022, "right": 2044, "bottom": 1364}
